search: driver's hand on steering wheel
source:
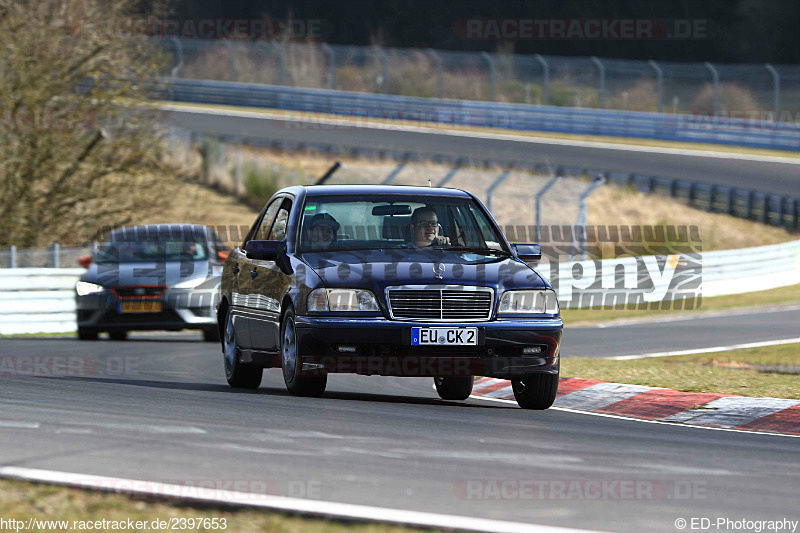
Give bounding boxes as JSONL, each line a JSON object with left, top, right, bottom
{"left": 432, "top": 236, "right": 450, "bottom": 246}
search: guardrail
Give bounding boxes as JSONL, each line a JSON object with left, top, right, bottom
{"left": 156, "top": 78, "right": 800, "bottom": 151}
{"left": 0, "top": 269, "right": 83, "bottom": 334}
{"left": 3, "top": 239, "right": 799, "bottom": 334}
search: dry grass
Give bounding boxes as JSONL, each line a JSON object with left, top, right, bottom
{"left": 0, "top": 478, "right": 421, "bottom": 533}
{"left": 588, "top": 185, "right": 796, "bottom": 251}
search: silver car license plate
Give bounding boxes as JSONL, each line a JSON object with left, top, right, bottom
{"left": 411, "top": 327, "right": 478, "bottom": 345}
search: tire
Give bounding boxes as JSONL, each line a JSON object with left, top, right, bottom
{"left": 281, "top": 306, "right": 326, "bottom": 397}
{"left": 512, "top": 373, "right": 559, "bottom": 410}
{"left": 77, "top": 328, "right": 98, "bottom": 340}
{"left": 203, "top": 327, "right": 220, "bottom": 342}
{"left": 223, "top": 311, "right": 262, "bottom": 389}
{"left": 109, "top": 330, "right": 128, "bottom": 341}
{"left": 434, "top": 376, "right": 474, "bottom": 401}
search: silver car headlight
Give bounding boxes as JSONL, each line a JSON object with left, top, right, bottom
{"left": 498, "top": 289, "right": 559, "bottom": 315}
{"left": 76, "top": 281, "right": 105, "bottom": 296}
{"left": 307, "top": 288, "right": 380, "bottom": 312}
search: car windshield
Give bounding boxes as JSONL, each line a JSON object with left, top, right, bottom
{"left": 298, "top": 194, "right": 507, "bottom": 253}
{"left": 95, "top": 233, "right": 209, "bottom": 263}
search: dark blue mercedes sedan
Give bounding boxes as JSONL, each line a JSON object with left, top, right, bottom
{"left": 217, "top": 185, "right": 562, "bottom": 409}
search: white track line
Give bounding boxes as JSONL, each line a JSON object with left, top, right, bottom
{"left": 588, "top": 304, "right": 800, "bottom": 329}
{"left": 604, "top": 337, "right": 800, "bottom": 360}
{"left": 0, "top": 467, "right": 602, "bottom": 533}
{"left": 159, "top": 103, "right": 800, "bottom": 165}
{"left": 468, "top": 395, "right": 800, "bottom": 438}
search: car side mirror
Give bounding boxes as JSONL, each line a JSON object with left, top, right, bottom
{"left": 78, "top": 256, "right": 92, "bottom": 268}
{"left": 245, "top": 240, "right": 284, "bottom": 261}
{"left": 513, "top": 243, "right": 542, "bottom": 262}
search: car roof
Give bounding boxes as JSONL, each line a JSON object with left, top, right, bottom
{"left": 107, "top": 224, "right": 212, "bottom": 240}
{"left": 280, "top": 185, "right": 473, "bottom": 198}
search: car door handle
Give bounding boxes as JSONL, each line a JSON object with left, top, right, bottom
{"left": 250, "top": 268, "right": 258, "bottom": 280}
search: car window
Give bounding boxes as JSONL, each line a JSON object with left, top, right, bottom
{"left": 252, "top": 197, "right": 284, "bottom": 242}
{"left": 268, "top": 201, "right": 292, "bottom": 241}
{"left": 298, "top": 194, "right": 506, "bottom": 252}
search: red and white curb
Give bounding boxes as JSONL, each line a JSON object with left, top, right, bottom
{"left": 472, "top": 377, "right": 800, "bottom": 436}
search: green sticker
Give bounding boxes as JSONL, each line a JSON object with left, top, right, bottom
{"left": 304, "top": 205, "right": 317, "bottom": 211}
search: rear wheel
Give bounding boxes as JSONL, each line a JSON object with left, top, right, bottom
{"left": 281, "top": 307, "right": 326, "bottom": 397}
{"left": 512, "top": 373, "right": 559, "bottom": 410}
{"left": 434, "top": 376, "right": 473, "bottom": 400}
{"left": 223, "top": 312, "right": 262, "bottom": 389}
{"left": 77, "top": 327, "right": 98, "bottom": 340}
{"left": 109, "top": 331, "right": 128, "bottom": 341}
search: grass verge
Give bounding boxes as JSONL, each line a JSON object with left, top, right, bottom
{"left": 562, "top": 343, "right": 800, "bottom": 399}
{"left": 0, "top": 478, "right": 423, "bottom": 533}
{"left": 562, "top": 283, "right": 800, "bottom": 326}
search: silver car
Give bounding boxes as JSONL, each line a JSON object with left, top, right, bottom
{"left": 75, "top": 224, "right": 228, "bottom": 341}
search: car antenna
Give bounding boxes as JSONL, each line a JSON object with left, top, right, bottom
{"left": 316, "top": 161, "right": 341, "bottom": 185}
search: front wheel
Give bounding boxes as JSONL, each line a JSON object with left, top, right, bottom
{"left": 281, "top": 307, "right": 326, "bottom": 397}
{"left": 223, "top": 312, "right": 262, "bottom": 389}
{"left": 512, "top": 373, "right": 559, "bottom": 410}
{"left": 434, "top": 376, "right": 473, "bottom": 400}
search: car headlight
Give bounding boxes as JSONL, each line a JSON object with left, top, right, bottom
{"left": 307, "top": 288, "right": 380, "bottom": 312}
{"left": 498, "top": 290, "right": 559, "bottom": 315}
{"left": 76, "top": 281, "right": 104, "bottom": 296}
{"left": 173, "top": 277, "right": 207, "bottom": 289}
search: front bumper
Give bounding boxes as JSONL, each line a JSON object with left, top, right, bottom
{"left": 76, "top": 289, "right": 218, "bottom": 332}
{"left": 293, "top": 316, "right": 562, "bottom": 378}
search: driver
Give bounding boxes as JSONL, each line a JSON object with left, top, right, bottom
{"left": 410, "top": 206, "right": 450, "bottom": 247}
{"left": 306, "top": 213, "right": 340, "bottom": 250}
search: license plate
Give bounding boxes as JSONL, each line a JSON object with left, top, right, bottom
{"left": 411, "top": 327, "right": 478, "bottom": 346}
{"left": 118, "top": 300, "right": 163, "bottom": 313}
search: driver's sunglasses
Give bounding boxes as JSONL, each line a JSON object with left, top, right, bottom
{"left": 415, "top": 220, "right": 438, "bottom": 228}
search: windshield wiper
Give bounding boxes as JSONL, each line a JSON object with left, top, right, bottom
{"left": 431, "top": 245, "right": 512, "bottom": 256}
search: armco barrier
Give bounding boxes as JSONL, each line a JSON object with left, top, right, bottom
{"left": 155, "top": 78, "right": 800, "bottom": 151}
{"left": 2, "top": 239, "right": 799, "bottom": 334}
{"left": 0, "top": 269, "right": 83, "bottom": 334}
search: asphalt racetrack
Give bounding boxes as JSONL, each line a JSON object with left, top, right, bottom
{"left": 167, "top": 107, "right": 800, "bottom": 197}
{"left": 1, "top": 307, "right": 798, "bottom": 533}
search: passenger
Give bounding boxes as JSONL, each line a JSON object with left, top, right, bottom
{"left": 410, "top": 206, "right": 450, "bottom": 247}
{"left": 306, "top": 213, "right": 340, "bottom": 250}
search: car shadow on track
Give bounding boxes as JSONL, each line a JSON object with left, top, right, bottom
{"left": 35, "top": 375, "right": 507, "bottom": 408}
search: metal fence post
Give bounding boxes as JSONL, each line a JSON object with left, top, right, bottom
{"left": 375, "top": 47, "right": 388, "bottom": 93}
{"left": 482, "top": 52, "right": 496, "bottom": 101}
{"left": 765, "top": 64, "right": 780, "bottom": 122}
{"left": 170, "top": 38, "right": 184, "bottom": 77}
{"left": 591, "top": 56, "right": 605, "bottom": 109}
{"left": 224, "top": 40, "right": 236, "bottom": 81}
{"left": 648, "top": 60, "right": 663, "bottom": 113}
{"left": 275, "top": 42, "right": 286, "bottom": 85}
{"left": 50, "top": 243, "right": 60, "bottom": 268}
{"left": 428, "top": 49, "right": 443, "bottom": 99}
{"left": 486, "top": 170, "right": 510, "bottom": 213}
{"left": 7, "top": 245, "right": 16, "bottom": 268}
{"left": 437, "top": 166, "right": 460, "bottom": 187}
{"left": 535, "top": 175, "right": 561, "bottom": 241}
{"left": 534, "top": 54, "right": 549, "bottom": 106}
{"left": 382, "top": 162, "right": 406, "bottom": 184}
{"left": 704, "top": 62, "right": 720, "bottom": 115}
{"left": 576, "top": 175, "right": 606, "bottom": 260}
{"left": 322, "top": 44, "right": 335, "bottom": 89}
